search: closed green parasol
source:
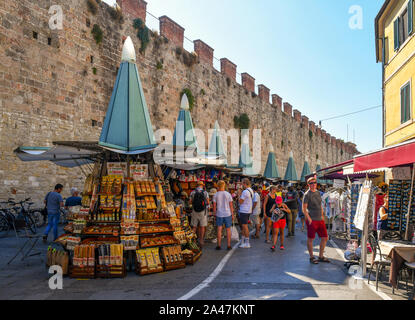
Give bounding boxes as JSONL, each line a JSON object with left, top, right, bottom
{"left": 99, "top": 36, "right": 157, "bottom": 153}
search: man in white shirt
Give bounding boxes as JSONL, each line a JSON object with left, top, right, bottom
{"left": 238, "top": 178, "right": 253, "bottom": 248}
{"left": 212, "top": 180, "right": 234, "bottom": 250}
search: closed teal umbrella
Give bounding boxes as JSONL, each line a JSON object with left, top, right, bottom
{"left": 239, "top": 134, "right": 255, "bottom": 176}
{"left": 172, "top": 94, "right": 198, "bottom": 150}
{"left": 300, "top": 159, "right": 311, "bottom": 183}
{"left": 284, "top": 152, "right": 299, "bottom": 182}
{"left": 99, "top": 37, "right": 157, "bottom": 152}
{"left": 208, "top": 121, "right": 227, "bottom": 165}
{"left": 264, "top": 152, "right": 280, "bottom": 180}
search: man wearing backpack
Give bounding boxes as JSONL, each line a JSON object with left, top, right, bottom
{"left": 238, "top": 178, "right": 254, "bottom": 249}
{"left": 190, "top": 181, "right": 210, "bottom": 247}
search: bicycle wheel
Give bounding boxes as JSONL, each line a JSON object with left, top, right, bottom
{"left": 25, "top": 214, "right": 37, "bottom": 234}
{"left": 30, "top": 210, "right": 44, "bottom": 228}
{"left": 0, "top": 213, "right": 10, "bottom": 238}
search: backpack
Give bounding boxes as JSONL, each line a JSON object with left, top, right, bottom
{"left": 193, "top": 190, "right": 206, "bottom": 212}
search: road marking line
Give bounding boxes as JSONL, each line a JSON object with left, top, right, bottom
{"left": 178, "top": 229, "right": 256, "bottom": 300}
{"left": 329, "top": 239, "right": 392, "bottom": 300}
{"left": 177, "top": 241, "right": 240, "bottom": 300}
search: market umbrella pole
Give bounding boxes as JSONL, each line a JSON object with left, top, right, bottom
{"left": 127, "top": 155, "right": 131, "bottom": 178}
{"left": 405, "top": 163, "right": 415, "bottom": 240}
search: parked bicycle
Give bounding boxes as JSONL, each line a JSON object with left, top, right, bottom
{"left": 2, "top": 198, "right": 38, "bottom": 235}
{"left": 0, "top": 199, "right": 20, "bottom": 238}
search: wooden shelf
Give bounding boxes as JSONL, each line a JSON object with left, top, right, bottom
{"left": 137, "top": 219, "right": 170, "bottom": 224}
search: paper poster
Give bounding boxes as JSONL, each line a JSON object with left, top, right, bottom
{"left": 107, "top": 162, "right": 127, "bottom": 177}
{"left": 392, "top": 167, "right": 412, "bottom": 180}
{"left": 354, "top": 179, "right": 372, "bottom": 231}
{"left": 130, "top": 164, "right": 148, "bottom": 181}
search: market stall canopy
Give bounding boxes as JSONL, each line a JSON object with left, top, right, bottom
{"left": 263, "top": 150, "right": 280, "bottom": 180}
{"left": 321, "top": 171, "right": 378, "bottom": 181}
{"left": 14, "top": 143, "right": 99, "bottom": 168}
{"left": 208, "top": 121, "right": 227, "bottom": 165}
{"left": 300, "top": 158, "right": 311, "bottom": 183}
{"left": 284, "top": 152, "right": 298, "bottom": 182}
{"left": 353, "top": 139, "right": 415, "bottom": 172}
{"left": 99, "top": 36, "right": 157, "bottom": 153}
{"left": 172, "top": 94, "right": 198, "bottom": 149}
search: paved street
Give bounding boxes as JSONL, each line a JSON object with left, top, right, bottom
{"left": 0, "top": 224, "right": 409, "bottom": 300}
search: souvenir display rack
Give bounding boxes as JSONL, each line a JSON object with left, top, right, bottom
{"left": 349, "top": 183, "right": 362, "bottom": 238}
{"left": 57, "top": 160, "right": 202, "bottom": 279}
{"left": 387, "top": 180, "right": 415, "bottom": 232}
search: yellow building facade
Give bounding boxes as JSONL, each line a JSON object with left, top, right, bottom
{"left": 376, "top": 0, "right": 415, "bottom": 147}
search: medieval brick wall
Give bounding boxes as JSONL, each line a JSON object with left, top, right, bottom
{"left": 0, "top": 0, "right": 358, "bottom": 205}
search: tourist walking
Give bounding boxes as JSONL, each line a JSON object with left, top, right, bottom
{"left": 189, "top": 181, "right": 210, "bottom": 247}
{"left": 212, "top": 180, "right": 234, "bottom": 250}
{"left": 43, "top": 184, "right": 64, "bottom": 243}
{"left": 238, "top": 178, "right": 253, "bottom": 249}
{"left": 251, "top": 185, "right": 261, "bottom": 239}
{"left": 270, "top": 196, "right": 291, "bottom": 251}
{"left": 263, "top": 185, "right": 277, "bottom": 243}
{"left": 303, "top": 176, "right": 330, "bottom": 264}
{"left": 285, "top": 186, "right": 299, "bottom": 237}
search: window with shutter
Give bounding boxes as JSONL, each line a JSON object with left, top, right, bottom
{"left": 409, "top": 0, "right": 414, "bottom": 35}
{"left": 401, "top": 83, "right": 411, "bottom": 123}
{"left": 394, "top": 18, "right": 400, "bottom": 50}
{"left": 402, "top": 9, "right": 409, "bottom": 43}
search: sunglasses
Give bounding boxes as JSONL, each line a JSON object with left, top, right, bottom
{"left": 308, "top": 182, "right": 317, "bottom": 185}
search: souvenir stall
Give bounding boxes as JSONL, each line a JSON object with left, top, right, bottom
{"left": 352, "top": 141, "right": 415, "bottom": 240}
{"left": 15, "top": 37, "right": 202, "bottom": 278}
{"left": 315, "top": 165, "right": 380, "bottom": 242}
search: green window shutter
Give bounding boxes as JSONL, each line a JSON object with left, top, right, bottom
{"left": 401, "top": 86, "right": 406, "bottom": 123}
{"left": 401, "top": 84, "right": 411, "bottom": 123}
{"left": 407, "top": 84, "right": 411, "bottom": 121}
{"left": 409, "top": 0, "right": 414, "bottom": 35}
{"left": 394, "top": 18, "right": 400, "bottom": 50}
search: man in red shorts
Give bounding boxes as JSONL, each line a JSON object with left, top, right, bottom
{"left": 303, "top": 176, "right": 330, "bottom": 264}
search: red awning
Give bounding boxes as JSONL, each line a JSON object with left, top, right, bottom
{"left": 354, "top": 140, "right": 415, "bottom": 172}
{"left": 315, "top": 159, "right": 353, "bottom": 173}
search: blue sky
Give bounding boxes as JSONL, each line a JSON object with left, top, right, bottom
{"left": 105, "top": 0, "right": 384, "bottom": 153}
